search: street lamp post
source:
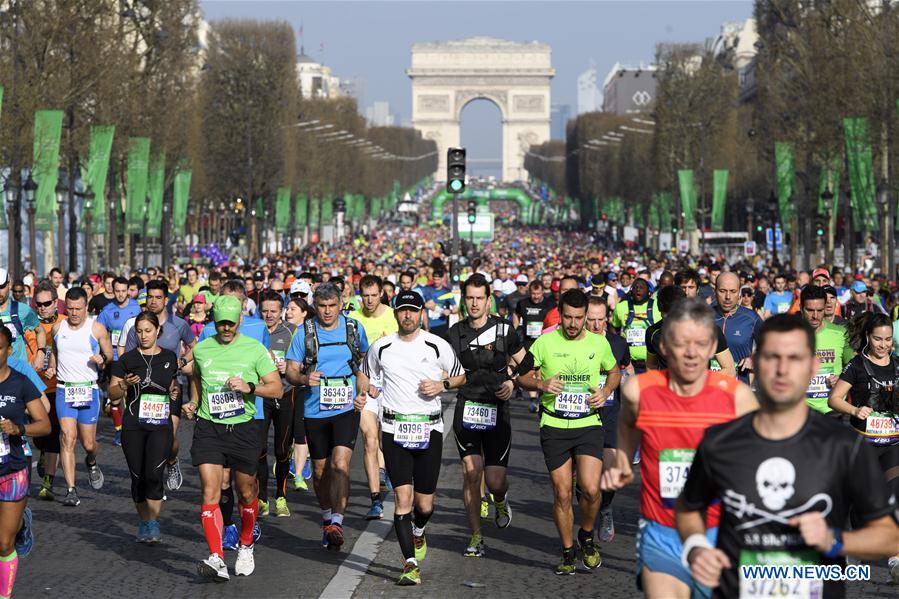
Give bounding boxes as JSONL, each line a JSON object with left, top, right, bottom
{"left": 55, "top": 179, "right": 67, "bottom": 272}
{"left": 81, "top": 187, "right": 95, "bottom": 274}
{"left": 768, "top": 190, "right": 779, "bottom": 267}
{"left": 876, "top": 177, "right": 890, "bottom": 275}
{"left": 820, "top": 186, "right": 835, "bottom": 267}
{"left": 4, "top": 173, "right": 21, "bottom": 279}
{"left": 746, "top": 195, "right": 755, "bottom": 242}
{"left": 23, "top": 173, "right": 37, "bottom": 274}
{"left": 108, "top": 185, "right": 119, "bottom": 271}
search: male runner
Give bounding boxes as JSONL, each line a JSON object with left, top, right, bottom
{"left": 602, "top": 298, "right": 757, "bottom": 598}
{"left": 358, "top": 290, "right": 464, "bottom": 585}
{"left": 422, "top": 268, "right": 456, "bottom": 339}
{"left": 611, "top": 278, "right": 661, "bottom": 374}
{"left": 32, "top": 283, "right": 65, "bottom": 500}
{"left": 0, "top": 268, "right": 47, "bottom": 369}
{"left": 51, "top": 287, "right": 114, "bottom": 506}
{"left": 184, "top": 295, "right": 282, "bottom": 581}
{"left": 349, "top": 275, "right": 399, "bottom": 520}
{"left": 513, "top": 279, "right": 556, "bottom": 412}
{"left": 285, "top": 283, "right": 369, "bottom": 551}
{"left": 798, "top": 285, "right": 854, "bottom": 414}
{"left": 712, "top": 272, "right": 761, "bottom": 383}
{"left": 97, "top": 276, "right": 141, "bottom": 445}
{"left": 519, "top": 289, "right": 621, "bottom": 575}
{"left": 677, "top": 314, "right": 899, "bottom": 598}
{"left": 762, "top": 274, "right": 793, "bottom": 318}
{"left": 447, "top": 274, "right": 527, "bottom": 557}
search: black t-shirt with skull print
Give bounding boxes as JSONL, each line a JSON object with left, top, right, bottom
{"left": 680, "top": 410, "right": 896, "bottom": 599}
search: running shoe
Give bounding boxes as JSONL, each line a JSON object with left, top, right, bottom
{"left": 464, "top": 533, "right": 485, "bottom": 557}
{"left": 146, "top": 520, "right": 161, "bottom": 544}
{"left": 480, "top": 496, "right": 489, "bottom": 519}
{"left": 85, "top": 456, "right": 104, "bottom": 490}
{"left": 325, "top": 523, "right": 344, "bottom": 551}
{"left": 198, "top": 554, "right": 229, "bottom": 582}
{"left": 632, "top": 448, "right": 641, "bottom": 465}
{"left": 494, "top": 498, "right": 511, "bottom": 529}
{"left": 38, "top": 477, "right": 54, "bottom": 501}
{"left": 165, "top": 458, "right": 183, "bottom": 491}
{"left": 274, "top": 497, "right": 290, "bottom": 518}
{"left": 599, "top": 508, "right": 615, "bottom": 543}
{"left": 554, "top": 547, "right": 577, "bottom": 575}
{"left": 62, "top": 488, "right": 80, "bottom": 507}
{"left": 396, "top": 561, "right": 421, "bottom": 586}
{"left": 365, "top": 499, "right": 384, "bottom": 521}
{"left": 258, "top": 499, "right": 270, "bottom": 518}
{"left": 301, "top": 457, "right": 312, "bottom": 480}
{"left": 15, "top": 507, "right": 33, "bottom": 558}
{"left": 293, "top": 477, "right": 308, "bottom": 491}
{"left": 113, "top": 430, "right": 122, "bottom": 447}
{"left": 578, "top": 535, "right": 602, "bottom": 570}
{"left": 413, "top": 532, "right": 427, "bottom": 562}
{"left": 136, "top": 521, "right": 150, "bottom": 543}
{"left": 234, "top": 544, "right": 255, "bottom": 576}
{"left": 222, "top": 524, "right": 239, "bottom": 551}
{"left": 253, "top": 521, "right": 261, "bottom": 544}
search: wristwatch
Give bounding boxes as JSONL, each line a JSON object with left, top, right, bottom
{"left": 823, "top": 528, "right": 843, "bottom": 559}
{"left": 247, "top": 382, "right": 256, "bottom": 395}
{"left": 442, "top": 379, "right": 451, "bottom": 391}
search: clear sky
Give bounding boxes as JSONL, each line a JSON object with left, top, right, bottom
{"left": 200, "top": 1, "right": 754, "bottom": 178}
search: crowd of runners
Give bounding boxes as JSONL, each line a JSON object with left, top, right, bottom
{"left": 0, "top": 210, "right": 896, "bottom": 597}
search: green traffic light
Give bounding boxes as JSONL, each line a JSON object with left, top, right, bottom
{"left": 468, "top": 215, "right": 476, "bottom": 224}
{"left": 756, "top": 225, "right": 763, "bottom": 232}
{"left": 450, "top": 179, "right": 463, "bottom": 192}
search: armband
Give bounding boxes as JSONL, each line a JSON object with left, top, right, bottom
{"left": 681, "top": 533, "right": 713, "bottom": 569}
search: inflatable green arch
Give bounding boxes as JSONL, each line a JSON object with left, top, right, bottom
{"left": 430, "top": 187, "right": 535, "bottom": 224}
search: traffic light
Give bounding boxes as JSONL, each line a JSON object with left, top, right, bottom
{"left": 756, "top": 224, "right": 764, "bottom": 232}
{"left": 815, "top": 218, "right": 825, "bottom": 237}
{"left": 334, "top": 197, "right": 346, "bottom": 213}
{"left": 467, "top": 200, "right": 477, "bottom": 224}
{"left": 446, "top": 147, "right": 466, "bottom": 193}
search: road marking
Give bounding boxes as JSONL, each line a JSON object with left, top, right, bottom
{"left": 320, "top": 396, "right": 456, "bottom": 599}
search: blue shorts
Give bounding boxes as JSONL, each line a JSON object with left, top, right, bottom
{"left": 635, "top": 518, "right": 717, "bottom": 598}
{"left": 56, "top": 387, "right": 101, "bottom": 425}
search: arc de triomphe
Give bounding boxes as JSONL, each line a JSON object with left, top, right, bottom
{"left": 407, "top": 37, "right": 554, "bottom": 183}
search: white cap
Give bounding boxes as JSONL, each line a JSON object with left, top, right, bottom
{"left": 515, "top": 274, "right": 528, "bottom": 283}
{"left": 502, "top": 280, "right": 517, "bottom": 295}
{"left": 290, "top": 280, "right": 312, "bottom": 296}
{"left": 0, "top": 268, "right": 8, "bottom": 286}
{"left": 492, "top": 279, "right": 504, "bottom": 292}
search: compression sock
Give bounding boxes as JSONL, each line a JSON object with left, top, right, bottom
{"left": 578, "top": 527, "right": 594, "bottom": 544}
{"left": 394, "top": 512, "right": 415, "bottom": 561}
{"left": 200, "top": 505, "right": 224, "bottom": 557}
{"left": 600, "top": 490, "right": 615, "bottom": 511}
{"left": 412, "top": 506, "right": 432, "bottom": 536}
{"left": 219, "top": 486, "right": 235, "bottom": 527}
{"left": 0, "top": 550, "right": 17, "bottom": 599}
{"left": 110, "top": 404, "right": 123, "bottom": 429}
{"left": 275, "top": 458, "right": 290, "bottom": 499}
{"left": 238, "top": 499, "right": 258, "bottom": 546}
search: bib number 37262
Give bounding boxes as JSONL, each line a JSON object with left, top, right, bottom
{"left": 738, "top": 550, "right": 823, "bottom": 599}
{"left": 394, "top": 414, "right": 430, "bottom": 449}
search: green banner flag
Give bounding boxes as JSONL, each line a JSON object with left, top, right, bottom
{"left": 774, "top": 142, "right": 794, "bottom": 234}
{"left": 275, "top": 187, "right": 291, "bottom": 234}
{"left": 125, "top": 137, "right": 150, "bottom": 234}
{"left": 659, "top": 192, "right": 672, "bottom": 231}
{"left": 32, "top": 110, "right": 64, "bottom": 231}
{"left": 343, "top": 192, "right": 354, "bottom": 222}
{"left": 172, "top": 167, "right": 191, "bottom": 238}
{"left": 711, "top": 169, "right": 728, "bottom": 231}
{"left": 648, "top": 196, "right": 660, "bottom": 230}
{"left": 321, "top": 195, "right": 333, "bottom": 223}
{"left": 146, "top": 152, "right": 165, "bottom": 238}
{"left": 78, "top": 125, "right": 115, "bottom": 234}
{"left": 354, "top": 194, "right": 365, "bottom": 222}
{"left": 843, "top": 117, "right": 878, "bottom": 233}
{"left": 309, "top": 196, "right": 320, "bottom": 229}
{"left": 371, "top": 196, "right": 381, "bottom": 218}
{"left": 678, "top": 170, "right": 697, "bottom": 231}
{"left": 294, "top": 194, "right": 307, "bottom": 227}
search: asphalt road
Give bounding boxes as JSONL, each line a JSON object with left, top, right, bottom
{"left": 16, "top": 396, "right": 896, "bottom": 598}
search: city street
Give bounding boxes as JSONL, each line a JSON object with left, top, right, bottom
{"left": 16, "top": 394, "right": 894, "bottom": 598}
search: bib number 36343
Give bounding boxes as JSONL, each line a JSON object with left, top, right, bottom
{"left": 208, "top": 390, "right": 244, "bottom": 420}
{"left": 394, "top": 414, "right": 430, "bottom": 449}
{"left": 659, "top": 448, "right": 695, "bottom": 508}
{"left": 462, "top": 402, "right": 497, "bottom": 430}
{"left": 320, "top": 378, "right": 353, "bottom": 410}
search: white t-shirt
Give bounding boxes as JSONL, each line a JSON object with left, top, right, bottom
{"left": 119, "top": 315, "right": 137, "bottom": 354}
{"left": 363, "top": 330, "right": 461, "bottom": 434}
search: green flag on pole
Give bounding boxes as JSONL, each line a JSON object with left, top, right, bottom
{"left": 321, "top": 196, "right": 333, "bottom": 222}
{"left": 774, "top": 142, "right": 794, "bottom": 234}
{"left": 125, "top": 137, "right": 150, "bottom": 234}
{"left": 843, "top": 117, "right": 878, "bottom": 233}
{"left": 172, "top": 167, "right": 191, "bottom": 238}
{"left": 371, "top": 196, "right": 381, "bottom": 218}
{"left": 711, "top": 169, "right": 728, "bottom": 231}
{"left": 309, "top": 196, "right": 320, "bottom": 229}
{"left": 146, "top": 152, "right": 165, "bottom": 238}
{"left": 32, "top": 110, "right": 64, "bottom": 231}
{"left": 294, "top": 194, "right": 307, "bottom": 228}
{"left": 275, "top": 187, "right": 291, "bottom": 234}
{"left": 79, "top": 125, "right": 115, "bottom": 234}
{"left": 678, "top": 170, "right": 697, "bottom": 231}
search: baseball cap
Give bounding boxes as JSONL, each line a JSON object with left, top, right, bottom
{"left": 0, "top": 268, "right": 8, "bottom": 286}
{"left": 550, "top": 280, "right": 561, "bottom": 293}
{"left": 192, "top": 293, "right": 208, "bottom": 304}
{"left": 290, "top": 280, "right": 312, "bottom": 296}
{"left": 850, "top": 281, "right": 868, "bottom": 293}
{"left": 394, "top": 290, "right": 423, "bottom": 311}
{"left": 812, "top": 268, "right": 830, "bottom": 280}
{"left": 515, "top": 274, "right": 528, "bottom": 284}
{"left": 822, "top": 285, "right": 837, "bottom": 297}
{"left": 591, "top": 273, "right": 606, "bottom": 288}
{"left": 492, "top": 279, "right": 504, "bottom": 292}
{"left": 137, "top": 290, "right": 147, "bottom": 306}
{"left": 607, "top": 272, "right": 617, "bottom": 281}
{"left": 253, "top": 271, "right": 265, "bottom": 281}
{"left": 215, "top": 295, "right": 243, "bottom": 323}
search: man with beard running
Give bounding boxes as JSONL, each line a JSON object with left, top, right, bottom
{"left": 676, "top": 314, "right": 899, "bottom": 597}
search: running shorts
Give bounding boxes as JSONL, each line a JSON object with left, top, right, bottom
{"left": 539, "top": 424, "right": 604, "bottom": 472}
{"left": 635, "top": 518, "right": 717, "bottom": 596}
{"left": 190, "top": 418, "right": 260, "bottom": 475}
{"left": 56, "top": 386, "right": 101, "bottom": 425}
{"left": 0, "top": 468, "right": 28, "bottom": 502}
{"left": 452, "top": 401, "right": 511, "bottom": 467}
{"left": 381, "top": 429, "right": 443, "bottom": 494}
{"left": 305, "top": 410, "right": 359, "bottom": 460}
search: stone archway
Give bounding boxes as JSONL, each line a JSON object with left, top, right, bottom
{"left": 408, "top": 37, "right": 554, "bottom": 183}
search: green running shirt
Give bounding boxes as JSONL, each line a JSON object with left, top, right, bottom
{"left": 808, "top": 322, "right": 855, "bottom": 413}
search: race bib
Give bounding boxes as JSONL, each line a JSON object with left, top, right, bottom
{"left": 805, "top": 375, "right": 829, "bottom": 399}
{"left": 710, "top": 358, "right": 722, "bottom": 372}
{"left": 526, "top": 321, "right": 543, "bottom": 338}
{"left": 64, "top": 383, "right": 94, "bottom": 409}
{"left": 320, "top": 378, "right": 353, "bottom": 410}
{"left": 776, "top": 302, "right": 791, "bottom": 314}
{"left": 659, "top": 448, "right": 695, "bottom": 507}
{"left": 111, "top": 329, "right": 121, "bottom": 347}
{"left": 625, "top": 327, "right": 646, "bottom": 347}
{"left": 554, "top": 383, "right": 590, "bottom": 418}
{"left": 1, "top": 317, "right": 16, "bottom": 341}
{"left": 393, "top": 414, "right": 431, "bottom": 449}
{"left": 208, "top": 390, "right": 244, "bottom": 420}
{"left": 865, "top": 412, "right": 899, "bottom": 441}
{"left": 462, "top": 402, "right": 497, "bottom": 430}
{"left": 138, "top": 393, "right": 170, "bottom": 425}
{"left": 738, "top": 550, "right": 823, "bottom": 599}
{"left": 0, "top": 433, "right": 9, "bottom": 464}
{"left": 272, "top": 349, "right": 286, "bottom": 366}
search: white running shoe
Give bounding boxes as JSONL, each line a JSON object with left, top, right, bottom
{"left": 197, "top": 554, "right": 229, "bottom": 582}
{"left": 235, "top": 544, "right": 255, "bottom": 576}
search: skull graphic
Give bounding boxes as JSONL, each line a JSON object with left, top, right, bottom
{"left": 755, "top": 457, "right": 796, "bottom": 511}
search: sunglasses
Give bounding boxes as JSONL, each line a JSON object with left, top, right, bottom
{"left": 35, "top": 300, "right": 55, "bottom": 308}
